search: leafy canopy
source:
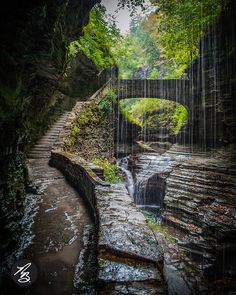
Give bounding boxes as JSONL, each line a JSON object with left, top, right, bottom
{"left": 69, "top": 4, "right": 120, "bottom": 70}
{"left": 148, "top": 0, "right": 225, "bottom": 75}
{"left": 112, "top": 17, "right": 161, "bottom": 79}
{"left": 114, "top": 0, "right": 226, "bottom": 79}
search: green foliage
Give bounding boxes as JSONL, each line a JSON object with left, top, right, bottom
{"left": 148, "top": 0, "right": 225, "bottom": 75}
{"left": 66, "top": 102, "right": 95, "bottom": 148}
{"left": 52, "top": 20, "right": 68, "bottom": 70}
{"left": 148, "top": 68, "right": 160, "bottom": 79}
{"left": 117, "top": 0, "right": 145, "bottom": 11}
{"left": 98, "top": 88, "right": 117, "bottom": 116}
{"left": 120, "top": 98, "right": 188, "bottom": 135}
{"left": 69, "top": 4, "right": 120, "bottom": 70}
{"left": 172, "top": 104, "right": 189, "bottom": 135}
{"left": 66, "top": 88, "right": 116, "bottom": 149}
{"left": 119, "top": 98, "right": 142, "bottom": 126}
{"left": 144, "top": 213, "right": 176, "bottom": 243}
{"left": 92, "top": 158, "right": 124, "bottom": 183}
{"left": 112, "top": 17, "right": 160, "bottom": 79}
{"left": 113, "top": 0, "right": 225, "bottom": 79}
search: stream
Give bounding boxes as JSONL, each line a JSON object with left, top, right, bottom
{"left": 118, "top": 152, "right": 210, "bottom": 295}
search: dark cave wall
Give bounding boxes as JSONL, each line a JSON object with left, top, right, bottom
{"left": 0, "top": 0, "right": 101, "bottom": 254}
{"left": 188, "top": 0, "right": 236, "bottom": 149}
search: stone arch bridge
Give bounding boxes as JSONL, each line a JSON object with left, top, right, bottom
{"left": 113, "top": 79, "right": 192, "bottom": 109}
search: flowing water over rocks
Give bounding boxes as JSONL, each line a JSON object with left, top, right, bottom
{"left": 118, "top": 143, "right": 236, "bottom": 294}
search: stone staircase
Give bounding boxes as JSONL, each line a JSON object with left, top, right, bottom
{"left": 18, "top": 113, "right": 96, "bottom": 294}
{"left": 29, "top": 113, "right": 68, "bottom": 159}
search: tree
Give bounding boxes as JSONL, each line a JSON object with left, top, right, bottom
{"left": 117, "top": 0, "right": 145, "bottom": 13}
{"left": 69, "top": 4, "right": 120, "bottom": 70}
{"left": 148, "top": 0, "right": 224, "bottom": 75}
{"left": 113, "top": 15, "right": 161, "bottom": 78}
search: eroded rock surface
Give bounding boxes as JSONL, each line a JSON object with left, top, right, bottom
{"left": 95, "top": 183, "right": 166, "bottom": 294}
{"left": 97, "top": 184, "right": 163, "bottom": 263}
{"left": 130, "top": 143, "right": 236, "bottom": 291}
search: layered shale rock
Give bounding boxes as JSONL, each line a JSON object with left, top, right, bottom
{"left": 164, "top": 146, "right": 236, "bottom": 266}
{"left": 130, "top": 144, "right": 236, "bottom": 280}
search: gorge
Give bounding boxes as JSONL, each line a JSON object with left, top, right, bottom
{"left": 0, "top": 0, "right": 236, "bottom": 294}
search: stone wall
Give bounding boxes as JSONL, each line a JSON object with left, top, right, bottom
{"left": 50, "top": 151, "right": 108, "bottom": 221}
{"left": 57, "top": 84, "right": 115, "bottom": 161}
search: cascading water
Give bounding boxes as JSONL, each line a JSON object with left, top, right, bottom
{"left": 117, "top": 157, "right": 134, "bottom": 198}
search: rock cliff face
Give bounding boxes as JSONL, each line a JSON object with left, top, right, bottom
{"left": 132, "top": 3, "right": 236, "bottom": 286}
{"left": 131, "top": 144, "right": 236, "bottom": 289}
{"left": 164, "top": 148, "right": 236, "bottom": 249}
{"left": 0, "top": 0, "right": 100, "bottom": 255}
{"left": 162, "top": 2, "right": 236, "bottom": 275}
{"left": 163, "top": 146, "right": 236, "bottom": 288}
{"left": 188, "top": 0, "right": 236, "bottom": 148}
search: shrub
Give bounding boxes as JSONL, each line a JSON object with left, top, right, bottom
{"left": 99, "top": 88, "right": 117, "bottom": 116}
{"left": 92, "top": 158, "right": 123, "bottom": 183}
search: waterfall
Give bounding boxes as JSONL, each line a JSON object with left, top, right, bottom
{"left": 117, "top": 157, "right": 134, "bottom": 198}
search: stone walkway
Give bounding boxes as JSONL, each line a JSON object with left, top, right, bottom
{"left": 10, "top": 115, "right": 94, "bottom": 294}
{"left": 6, "top": 109, "right": 167, "bottom": 294}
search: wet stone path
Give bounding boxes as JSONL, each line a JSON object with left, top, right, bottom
{"left": 10, "top": 115, "right": 94, "bottom": 295}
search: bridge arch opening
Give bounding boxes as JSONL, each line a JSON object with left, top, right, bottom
{"left": 116, "top": 97, "right": 189, "bottom": 154}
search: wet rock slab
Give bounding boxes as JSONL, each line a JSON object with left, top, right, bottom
{"left": 98, "top": 281, "right": 166, "bottom": 295}
{"left": 95, "top": 183, "right": 166, "bottom": 293}
{"left": 96, "top": 184, "right": 163, "bottom": 264}
{"left": 98, "top": 259, "right": 161, "bottom": 282}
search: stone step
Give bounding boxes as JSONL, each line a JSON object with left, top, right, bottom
{"left": 44, "top": 132, "right": 61, "bottom": 136}
{"left": 37, "top": 137, "right": 58, "bottom": 141}
{"left": 31, "top": 149, "right": 52, "bottom": 154}
{"left": 29, "top": 153, "right": 51, "bottom": 157}
{"left": 31, "top": 146, "right": 52, "bottom": 150}
{"left": 28, "top": 156, "right": 50, "bottom": 160}
{"left": 30, "top": 152, "right": 51, "bottom": 157}
{"left": 28, "top": 112, "right": 68, "bottom": 160}
{"left": 30, "top": 154, "right": 51, "bottom": 158}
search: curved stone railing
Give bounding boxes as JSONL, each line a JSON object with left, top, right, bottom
{"left": 50, "top": 150, "right": 109, "bottom": 221}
